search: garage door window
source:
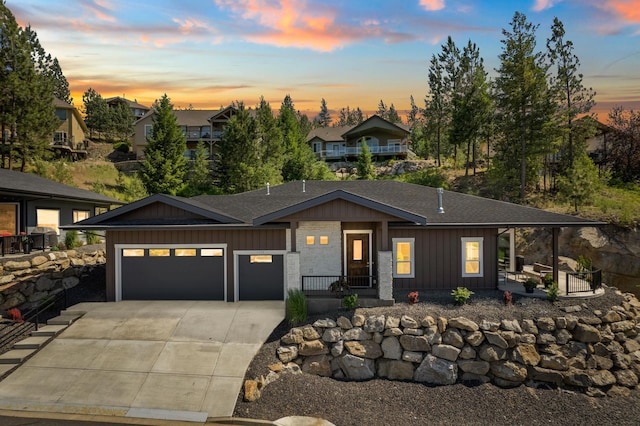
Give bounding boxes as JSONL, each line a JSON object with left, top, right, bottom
{"left": 175, "top": 248, "right": 196, "bottom": 256}
{"left": 202, "top": 248, "right": 223, "bottom": 256}
{"left": 250, "top": 255, "right": 273, "bottom": 263}
{"left": 123, "top": 249, "right": 144, "bottom": 257}
{"left": 149, "top": 249, "right": 170, "bottom": 256}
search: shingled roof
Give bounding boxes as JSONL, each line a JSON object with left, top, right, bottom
{"left": 0, "top": 168, "right": 122, "bottom": 205}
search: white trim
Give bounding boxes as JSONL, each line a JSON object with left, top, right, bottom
{"left": 343, "top": 230, "right": 373, "bottom": 280}
{"left": 461, "top": 237, "right": 484, "bottom": 278}
{"left": 233, "top": 250, "right": 287, "bottom": 302}
{"left": 114, "top": 243, "right": 227, "bottom": 302}
{"left": 392, "top": 237, "right": 415, "bottom": 278}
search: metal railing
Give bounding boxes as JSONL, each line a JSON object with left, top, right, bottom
{"left": 302, "top": 275, "right": 376, "bottom": 296}
{"left": 316, "top": 145, "right": 408, "bottom": 159}
{"left": 1, "top": 234, "right": 47, "bottom": 256}
{"left": 566, "top": 269, "right": 602, "bottom": 294}
{"left": 0, "top": 289, "right": 67, "bottom": 351}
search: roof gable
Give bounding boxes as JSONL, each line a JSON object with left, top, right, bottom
{"left": 77, "top": 194, "right": 241, "bottom": 226}
{"left": 343, "top": 115, "right": 409, "bottom": 139}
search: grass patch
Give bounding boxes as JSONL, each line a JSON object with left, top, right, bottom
{"left": 286, "top": 289, "right": 307, "bottom": 326}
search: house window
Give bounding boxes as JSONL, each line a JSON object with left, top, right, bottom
{"left": 54, "top": 131, "right": 67, "bottom": 143}
{"left": 0, "top": 203, "right": 18, "bottom": 235}
{"left": 306, "top": 236, "right": 315, "bottom": 245}
{"left": 352, "top": 239, "right": 363, "bottom": 261}
{"left": 144, "top": 124, "right": 153, "bottom": 138}
{"left": 393, "top": 238, "right": 415, "bottom": 278}
{"left": 312, "top": 142, "right": 322, "bottom": 153}
{"left": 175, "top": 248, "right": 196, "bottom": 256}
{"left": 251, "top": 255, "right": 272, "bottom": 263}
{"left": 36, "top": 208, "right": 59, "bottom": 234}
{"left": 201, "top": 248, "right": 223, "bottom": 257}
{"left": 95, "top": 207, "right": 108, "bottom": 216}
{"left": 320, "top": 236, "right": 329, "bottom": 245}
{"left": 462, "top": 237, "right": 484, "bottom": 277}
{"left": 73, "top": 210, "right": 90, "bottom": 223}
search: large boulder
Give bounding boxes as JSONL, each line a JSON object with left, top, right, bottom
{"left": 344, "top": 340, "right": 382, "bottom": 359}
{"left": 378, "top": 359, "right": 415, "bottom": 380}
{"left": 337, "top": 354, "right": 375, "bottom": 380}
{"left": 490, "top": 361, "right": 527, "bottom": 383}
{"left": 414, "top": 354, "right": 458, "bottom": 385}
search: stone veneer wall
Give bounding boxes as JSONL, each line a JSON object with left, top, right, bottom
{"left": 277, "top": 293, "right": 640, "bottom": 397}
{"left": 0, "top": 246, "right": 106, "bottom": 310}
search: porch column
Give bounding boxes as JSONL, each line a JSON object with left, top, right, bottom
{"left": 381, "top": 220, "right": 389, "bottom": 251}
{"left": 290, "top": 221, "right": 297, "bottom": 252}
{"left": 286, "top": 251, "right": 300, "bottom": 292}
{"left": 378, "top": 251, "right": 393, "bottom": 301}
{"left": 552, "top": 227, "right": 559, "bottom": 284}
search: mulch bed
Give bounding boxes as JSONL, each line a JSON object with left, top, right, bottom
{"left": 234, "top": 287, "right": 640, "bottom": 425}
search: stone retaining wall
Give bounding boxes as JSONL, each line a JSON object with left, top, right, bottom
{"left": 277, "top": 293, "right": 640, "bottom": 397}
{"left": 0, "top": 246, "right": 106, "bottom": 310}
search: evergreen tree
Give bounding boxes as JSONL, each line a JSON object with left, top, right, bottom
{"left": 82, "top": 88, "right": 110, "bottom": 138}
{"left": 357, "top": 139, "right": 374, "bottom": 180}
{"left": 49, "top": 58, "right": 72, "bottom": 104}
{"left": 408, "top": 95, "right": 420, "bottom": 125}
{"left": 448, "top": 40, "right": 492, "bottom": 177}
{"left": 317, "top": 98, "right": 331, "bottom": 127}
{"left": 279, "top": 95, "right": 315, "bottom": 181}
{"left": 607, "top": 106, "right": 640, "bottom": 183}
{"left": 109, "top": 101, "right": 134, "bottom": 141}
{"left": 140, "top": 94, "right": 187, "bottom": 195}
{"left": 425, "top": 54, "right": 448, "bottom": 166}
{"left": 387, "top": 104, "right": 401, "bottom": 123}
{"left": 376, "top": 100, "right": 387, "bottom": 119}
{"left": 557, "top": 153, "right": 601, "bottom": 212}
{"left": 255, "top": 96, "right": 284, "bottom": 185}
{"left": 216, "top": 101, "right": 268, "bottom": 193}
{"left": 492, "top": 11, "right": 555, "bottom": 202}
{"left": 180, "top": 140, "right": 214, "bottom": 196}
{"left": 547, "top": 17, "right": 596, "bottom": 171}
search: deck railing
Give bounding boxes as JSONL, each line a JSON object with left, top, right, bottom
{"left": 302, "top": 275, "right": 376, "bottom": 297}
{"left": 0, "top": 234, "right": 47, "bottom": 256}
{"left": 566, "top": 269, "right": 602, "bottom": 294}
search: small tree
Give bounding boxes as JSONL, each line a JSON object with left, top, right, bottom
{"left": 180, "top": 140, "right": 214, "bottom": 196}
{"left": 357, "top": 139, "right": 374, "bottom": 180}
{"left": 557, "top": 153, "right": 601, "bottom": 212}
{"left": 140, "top": 94, "right": 187, "bottom": 195}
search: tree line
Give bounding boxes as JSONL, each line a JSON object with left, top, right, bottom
{"left": 140, "top": 94, "right": 335, "bottom": 197}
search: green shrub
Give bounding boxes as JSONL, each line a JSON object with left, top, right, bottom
{"left": 451, "top": 287, "right": 474, "bottom": 305}
{"left": 402, "top": 168, "right": 449, "bottom": 189}
{"left": 113, "top": 141, "right": 130, "bottom": 153}
{"left": 286, "top": 289, "right": 307, "bottom": 325}
{"left": 547, "top": 282, "right": 559, "bottom": 302}
{"left": 64, "top": 230, "right": 81, "bottom": 249}
{"left": 342, "top": 294, "right": 358, "bottom": 310}
{"left": 85, "top": 231, "right": 101, "bottom": 245}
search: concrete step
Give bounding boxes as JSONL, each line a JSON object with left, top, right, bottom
{"left": 0, "top": 348, "right": 37, "bottom": 364}
{"left": 0, "top": 364, "right": 17, "bottom": 377}
{"left": 13, "top": 335, "right": 51, "bottom": 350}
{"left": 47, "top": 313, "right": 82, "bottom": 326}
{"left": 30, "top": 324, "right": 67, "bottom": 337}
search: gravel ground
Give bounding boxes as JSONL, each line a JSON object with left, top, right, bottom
{"left": 234, "top": 287, "right": 640, "bottom": 425}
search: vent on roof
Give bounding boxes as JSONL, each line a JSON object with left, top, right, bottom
{"left": 437, "top": 187, "right": 445, "bottom": 214}
{"left": 302, "top": 180, "right": 306, "bottom": 193}
{"left": 266, "top": 182, "right": 270, "bottom": 195}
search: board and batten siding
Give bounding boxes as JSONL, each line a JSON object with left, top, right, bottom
{"left": 106, "top": 229, "right": 287, "bottom": 301}
{"left": 277, "top": 199, "right": 399, "bottom": 222}
{"left": 389, "top": 228, "right": 498, "bottom": 291}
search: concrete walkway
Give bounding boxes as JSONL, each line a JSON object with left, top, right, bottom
{"left": 0, "top": 301, "right": 284, "bottom": 423}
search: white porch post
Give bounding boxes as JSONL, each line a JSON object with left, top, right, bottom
{"left": 378, "top": 251, "right": 393, "bottom": 301}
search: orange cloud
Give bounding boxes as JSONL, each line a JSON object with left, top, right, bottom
{"left": 606, "top": 0, "right": 640, "bottom": 23}
{"left": 214, "top": 0, "right": 374, "bottom": 51}
{"left": 80, "top": 0, "right": 116, "bottom": 22}
{"left": 419, "top": 0, "right": 445, "bottom": 11}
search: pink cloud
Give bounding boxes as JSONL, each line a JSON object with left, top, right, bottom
{"left": 531, "top": 0, "right": 562, "bottom": 12}
{"left": 606, "top": 0, "right": 640, "bottom": 23}
{"left": 419, "top": 0, "right": 445, "bottom": 11}
{"left": 214, "top": 0, "right": 374, "bottom": 51}
{"left": 79, "top": 0, "right": 117, "bottom": 22}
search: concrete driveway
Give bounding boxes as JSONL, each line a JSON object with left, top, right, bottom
{"left": 0, "top": 300, "right": 284, "bottom": 423}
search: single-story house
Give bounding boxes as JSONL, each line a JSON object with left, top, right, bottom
{"left": 0, "top": 168, "right": 122, "bottom": 253}
{"left": 307, "top": 115, "right": 411, "bottom": 161}
{"left": 68, "top": 180, "right": 600, "bottom": 302}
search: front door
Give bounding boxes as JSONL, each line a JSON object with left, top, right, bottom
{"left": 345, "top": 232, "right": 371, "bottom": 287}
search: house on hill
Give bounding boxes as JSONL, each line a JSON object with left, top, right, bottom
{"left": 105, "top": 96, "right": 150, "bottom": 119}
{"left": 52, "top": 98, "right": 89, "bottom": 159}
{"left": 307, "top": 115, "right": 411, "bottom": 161}
{"left": 132, "top": 105, "right": 237, "bottom": 160}
{"left": 68, "top": 180, "right": 600, "bottom": 303}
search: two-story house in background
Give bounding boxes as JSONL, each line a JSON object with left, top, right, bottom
{"left": 105, "top": 96, "right": 151, "bottom": 119}
{"left": 306, "top": 115, "right": 411, "bottom": 161}
{"left": 132, "top": 105, "right": 237, "bottom": 160}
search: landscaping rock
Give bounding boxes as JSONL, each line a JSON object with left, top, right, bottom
{"left": 402, "top": 351, "right": 423, "bottom": 363}
{"left": 449, "top": 317, "right": 478, "bottom": 331}
{"left": 381, "top": 336, "right": 402, "bottom": 360}
{"left": 378, "top": 359, "right": 415, "bottom": 380}
{"left": 301, "top": 325, "right": 321, "bottom": 340}
{"left": 337, "top": 354, "right": 375, "bottom": 380}
{"left": 457, "top": 359, "right": 490, "bottom": 376}
{"left": 442, "top": 329, "right": 464, "bottom": 348}
{"left": 322, "top": 328, "right": 343, "bottom": 343}
{"left": 490, "top": 361, "right": 527, "bottom": 383}
{"left": 336, "top": 316, "right": 352, "bottom": 330}
{"left": 281, "top": 329, "right": 304, "bottom": 345}
{"left": 299, "top": 340, "right": 328, "bottom": 356}
{"left": 243, "top": 380, "right": 261, "bottom": 402}
{"left": 277, "top": 346, "right": 298, "bottom": 363}
{"left": 431, "top": 344, "right": 461, "bottom": 362}
{"left": 344, "top": 340, "right": 382, "bottom": 359}
{"left": 343, "top": 327, "right": 371, "bottom": 341}
{"left": 302, "top": 355, "right": 332, "bottom": 377}
{"left": 400, "top": 315, "right": 418, "bottom": 328}
{"left": 399, "top": 335, "right": 430, "bottom": 352}
{"left": 511, "top": 344, "right": 540, "bottom": 366}
{"left": 414, "top": 354, "right": 458, "bottom": 385}
{"left": 363, "top": 315, "right": 385, "bottom": 333}
{"left": 573, "top": 323, "right": 601, "bottom": 343}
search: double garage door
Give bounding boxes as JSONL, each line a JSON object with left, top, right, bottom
{"left": 119, "top": 247, "right": 284, "bottom": 301}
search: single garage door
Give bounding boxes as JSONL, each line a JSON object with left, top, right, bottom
{"left": 121, "top": 247, "right": 225, "bottom": 300}
{"left": 238, "top": 254, "right": 284, "bottom": 300}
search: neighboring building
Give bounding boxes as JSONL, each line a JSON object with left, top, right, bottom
{"left": 53, "top": 98, "right": 88, "bottom": 152}
{"left": 0, "top": 168, "right": 122, "bottom": 254}
{"left": 582, "top": 117, "right": 616, "bottom": 169}
{"left": 105, "top": 96, "right": 150, "bottom": 119}
{"left": 307, "top": 115, "right": 411, "bottom": 161}
{"left": 69, "top": 180, "right": 599, "bottom": 302}
{"left": 132, "top": 105, "right": 238, "bottom": 160}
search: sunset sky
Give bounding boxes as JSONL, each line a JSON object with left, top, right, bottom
{"left": 9, "top": 0, "right": 640, "bottom": 121}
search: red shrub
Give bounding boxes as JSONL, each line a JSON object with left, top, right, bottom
{"left": 408, "top": 291, "right": 419, "bottom": 304}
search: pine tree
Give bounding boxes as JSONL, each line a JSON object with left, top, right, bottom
{"left": 140, "top": 94, "right": 187, "bottom": 195}
{"left": 82, "top": 88, "right": 110, "bottom": 138}
{"left": 255, "top": 96, "right": 284, "bottom": 186}
{"left": 557, "top": 153, "right": 601, "bottom": 212}
{"left": 279, "top": 95, "right": 315, "bottom": 181}
{"left": 357, "top": 139, "right": 374, "bottom": 180}
{"left": 425, "top": 54, "right": 448, "bottom": 166}
{"left": 387, "top": 104, "right": 401, "bottom": 123}
{"left": 376, "top": 100, "right": 387, "bottom": 119}
{"left": 180, "top": 140, "right": 214, "bottom": 196}
{"left": 492, "top": 11, "right": 555, "bottom": 202}
{"left": 318, "top": 98, "right": 331, "bottom": 127}
{"left": 547, "top": 17, "right": 596, "bottom": 171}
